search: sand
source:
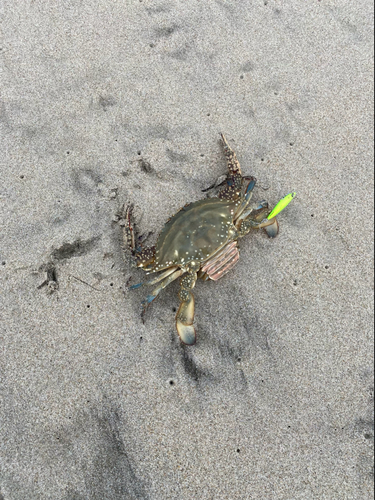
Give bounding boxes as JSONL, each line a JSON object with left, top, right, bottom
{"left": 0, "top": 1, "right": 374, "bottom": 499}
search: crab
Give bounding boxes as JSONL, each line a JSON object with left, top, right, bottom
{"left": 124, "top": 134, "right": 291, "bottom": 345}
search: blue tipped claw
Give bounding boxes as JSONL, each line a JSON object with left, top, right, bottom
{"left": 141, "top": 294, "right": 157, "bottom": 324}
{"left": 245, "top": 179, "right": 256, "bottom": 199}
{"left": 129, "top": 282, "right": 144, "bottom": 290}
{"left": 140, "top": 294, "right": 157, "bottom": 312}
{"left": 146, "top": 294, "right": 156, "bottom": 304}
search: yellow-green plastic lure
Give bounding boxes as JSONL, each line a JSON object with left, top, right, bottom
{"left": 267, "top": 192, "right": 297, "bottom": 220}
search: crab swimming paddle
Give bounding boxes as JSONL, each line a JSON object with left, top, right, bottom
{"left": 267, "top": 192, "right": 297, "bottom": 220}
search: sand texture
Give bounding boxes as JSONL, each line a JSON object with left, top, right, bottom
{"left": 0, "top": 1, "right": 374, "bottom": 499}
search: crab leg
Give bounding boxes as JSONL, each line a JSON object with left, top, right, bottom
{"left": 233, "top": 178, "right": 257, "bottom": 221}
{"left": 129, "top": 266, "right": 179, "bottom": 290}
{"left": 123, "top": 205, "right": 136, "bottom": 256}
{"left": 245, "top": 202, "right": 279, "bottom": 238}
{"left": 238, "top": 209, "right": 279, "bottom": 239}
{"left": 123, "top": 205, "right": 156, "bottom": 268}
{"left": 236, "top": 200, "right": 269, "bottom": 225}
{"left": 141, "top": 268, "right": 184, "bottom": 322}
{"left": 220, "top": 133, "right": 242, "bottom": 176}
{"left": 218, "top": 134, "right": 245, "bottom": 203}
{"left": 176, "top": 272, "right": 198, "bottom": 345}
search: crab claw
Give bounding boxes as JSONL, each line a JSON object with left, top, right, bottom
{"left": 263, "top": 218, "right": 279, "bottom": 238}
{"left": 176, "top": 293, "right": 196, "bottom": 345}
{"left": 176, "top": 323, "right": 196, "bottom": 346}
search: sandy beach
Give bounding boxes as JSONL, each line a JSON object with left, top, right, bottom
{"left": 0, "top": 1, "right": 374, "bottom": 498}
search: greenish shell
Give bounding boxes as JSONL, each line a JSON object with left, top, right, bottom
{"left": 153, "top": 198, "right": 237, "bottom": 271}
